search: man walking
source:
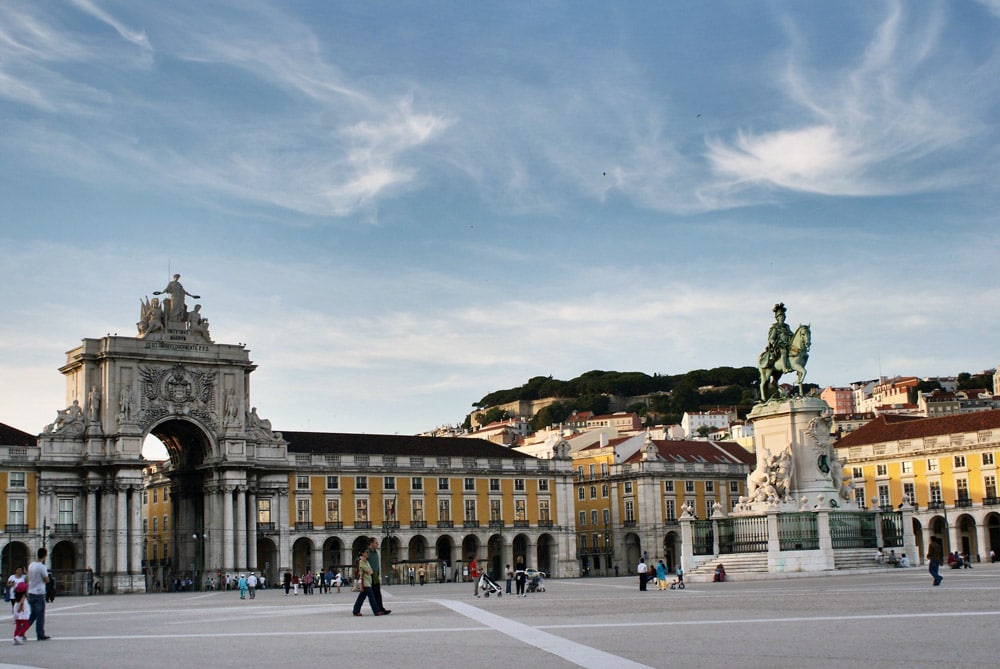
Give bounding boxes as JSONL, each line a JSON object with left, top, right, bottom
{"left": 27, "top": 547, "right": 51, "bottom": 641}
{"left": 927, "top": 536, "right": 943, "bottom": 586}
{"left": 367, "top": 537, "right": 391, "bottom": 614}
{"left": 637, "top": 558, "right": 649, "bottom": 591}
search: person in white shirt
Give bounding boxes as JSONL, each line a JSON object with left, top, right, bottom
{"left": 637, "top": 559, "right": 649, "bottom": 591}
{"left": 247, "top": 573, "right": 258, "bottom": 599}
{"left": 27, "top": 547, "right": 50, "bottom": 641}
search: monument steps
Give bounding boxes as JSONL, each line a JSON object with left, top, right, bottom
{"left": 687, "top": 554, "right": 769, "bottom": 582}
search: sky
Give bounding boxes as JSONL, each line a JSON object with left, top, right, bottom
{"left": 2, "top": 1, "right": 999, "bottom": 455}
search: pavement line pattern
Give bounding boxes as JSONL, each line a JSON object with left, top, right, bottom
{"left": 434, "top": 599, "right": 653, "bottom": 669}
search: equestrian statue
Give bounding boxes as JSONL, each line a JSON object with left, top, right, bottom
{"left": 757, "top": 303, "right": 811, "bottom": 400}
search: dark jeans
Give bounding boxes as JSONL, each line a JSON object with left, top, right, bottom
{"left": 353, "top": 586, "right": 379, "bottom": 614}
{"left": 372, "top": 583, "right": 385, "bottom": 612}
{"left": 506, "top": 577, "right": 512, "bottom": 594}
{"left": 929, "top": 559, "right": 942, "bottom": 584}
{"left": 639, "top": 573, "right": 647, "bottom": 591}
{"left": 27, "top": 593, "right": 45, "bottom": 639}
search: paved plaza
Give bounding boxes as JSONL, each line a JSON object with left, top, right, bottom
{"left": 2, "top": 566, "right": 999, "bottom": 669}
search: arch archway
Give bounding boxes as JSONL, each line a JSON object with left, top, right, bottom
{"left": 623, "top": 532, "right": 641, "bottom": 573}
{"left": 535, "top": 533, "right": 554, "bottom": 575}
{"left": 292, "top": 537, "right": 314, "bottom": 575}
{"left": 408, "top": 535, "right": 428, "bottom": 562}
{"left": 911, "top": 518, "right": 925, "bottom": 564}
{"left": 512, "top": 533, "right": 529, "bottom": 570}
{"left": 435, "top": 535, "right": 455, "bottom": 580}
{"left": 956, "top": 514, "right": 978, "bottom": 560}
{"left": 663, "top": 531, "right": 681, "bottom": 572}
{"left": 986, "top": 513, "right": 1000, "bottom": 560}
{"left": 928, "top": 515, "right": 949, "bottom": 553}
{"left": 257, "top": 537, "right": 278, "bottom": 585}
{"left": 50, "top": 540, "right": 77, "bottom": 593}
{"left": 322, "top": 536, "right": 344, "bottom": 570}
{"left": 1, "top": 541, "right": 30, "bottom": 575}
{"left": 487, "top": 533, "right": 503, "bottom": 578}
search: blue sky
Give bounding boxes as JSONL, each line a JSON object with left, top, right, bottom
{"left": 2, "top": 1, "right": 999, "bottom": 448}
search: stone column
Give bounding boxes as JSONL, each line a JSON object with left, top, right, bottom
{"left": 765, "top": 508, "right": 780, "bottom": 567}
{"left": 116, "top": 484, "right": 128, "bottom": 578}
{"left": 814, "top": 508, "right": 835, "bottom": 570}
{"left": 975, "top": 518, "right": 989, "bottom": 563}
{"left": 235, "top": 485, "right": 247, "bottom": 571}
{"left": 277, "top": 488, "right": 290, "bottom": 572}
{"left": 247, "top": 486, "right": 258, "bottom": 571}
{"left": 678, "top": 513, "right": 694, "bottom": 573}
{"left": 85, "top": 486, "right": 98, "bottom": 571}
{"left": 222, "top": 485, "right": 235, "bottom": 572}
{"left": 130, "top": 485, "right": 143, "bottom": 577}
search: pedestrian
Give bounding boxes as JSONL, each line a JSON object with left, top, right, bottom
{"left": 292, "top": 574, "right": 300, "bottom": 595}
{"left": 927, "top": 536, "right": 943, "bottom": 586}
{"left": 676, "top": 564, "right": 684, "bottom": 586}
{"left": 351, "top": 548, "right": 382, "bottom": 616}
{"left": 247, "top": 572, "right": 257, "bottom": 599}
{"left": 27, "top": 547, "right": 51, "bottom": 641}
{"left": 505, "top": 564, "right": 513, "bottom": 594}
{"left": 418, "top": 566, "right": 425, "bottom": 586}
{"left": 469, "top": 554, "right": 480, "bottom": 598}
{"left": 990, "top": 549, "right": 996, "bottom": 563}
{"left": 283, "top": 571, "right": 292, "bottom": 596}
{"left": 238, "top": 574, "right": 248, "bottom": 599}
{"left": 6, "top": 567, "right": 26, "bottom": 609}
{"left": 409, "top": 566, "right": 415, "bottom": 586}
{"left": 12, "top": 583, "right": 29, "bottom": 645}
{"left": 515, "top": 563, "right": 527, "bottom": 597}
{"left": 333, "top": 570, "right": 343, "bottom": 593}
{"left": 367, "top": 537, "right": 391, "bottom": 614}
{"left": 637, "top": 558, "right": 648, "bottom": 591}
{"left": 655, "top": 560, "right": 667, "bottom": 590}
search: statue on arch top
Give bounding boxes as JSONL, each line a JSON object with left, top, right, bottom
{"left": 757, "top": 302, "right": 811, "bottom": 400}
{"left": 154, "top": 274, "right": 200, "bottom": 323}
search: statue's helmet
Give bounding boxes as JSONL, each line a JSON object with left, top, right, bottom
{"left": 773, "top": 302, "right": 787, "bottom": 317}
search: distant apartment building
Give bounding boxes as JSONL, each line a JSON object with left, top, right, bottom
{"left": 681, "top": 410, "right": 732, "bottom": 438}
{"left": 820, "top": 386, "right": 855, "bottom": 415}
{"left": 565, "top": 411, "right": 642, "bottom": 432}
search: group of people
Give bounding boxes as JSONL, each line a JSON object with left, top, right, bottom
{"left": 6, "top": 548, "right": 52, "bottom": 645}
{"left": 874, "top": 548, "right": 910, "bottom": 567}
{"left": 637, "top": 558, "right": 684, "bottom": 591}
{"left": 282, "top": 568, "right": 345, "bottom": 595}
{"left": 501, "top": 561, "right": 534, "bottom": 597}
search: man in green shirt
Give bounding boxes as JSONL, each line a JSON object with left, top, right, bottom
{"left": 367, "top": 537, "right": 391, "bottom": 614}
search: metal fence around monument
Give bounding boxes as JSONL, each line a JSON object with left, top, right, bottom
{"left": 692, "top": 520, "right": 714, "bottom": 555}
{"left": 829, "top": 512, "right": 877, "bottom": 549}
{"left": 778, "top": 513, "right": 819, "bottom": 551}
{"left": 716, "top": 516, "right": 769, "bottom": 554}
{"left": 880, "top": 511, "right": 904, "bottom": 548}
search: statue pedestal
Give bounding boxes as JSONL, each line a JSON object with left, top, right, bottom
{"left": 741, "top": 397, "right": 845, "bottom": 513}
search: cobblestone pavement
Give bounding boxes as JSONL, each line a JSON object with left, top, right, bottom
{"left": 1, "top": 565, "right": 998, "bottom": 669}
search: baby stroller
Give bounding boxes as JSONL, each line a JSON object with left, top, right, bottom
{"left": 479, "top": 573, "right": 503, "bottom": 598}
{"left": 527, "top": 574, "right": 545, "bottom": 593}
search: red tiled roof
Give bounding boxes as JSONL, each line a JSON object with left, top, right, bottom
{"left": 282, "top": 431, "right": 534, "bottom": 459}
{"left": 0, "top": 422, "right": 36, "bottom": 447}
{"left": 622, "top": 439, "right": 754, "bottom": 466}
{"left": 835, "top": 409, "right": 1000, "bottom": 448}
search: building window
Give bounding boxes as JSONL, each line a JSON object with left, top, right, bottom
{"left": 490, "top": 499, "right": 501, "bottom": 522}
{"left": 297, "top": 499, "right": 311, "bottom": 523}
{"left": 514, "top": 479, "right": 525, "bottom": 492}
{"left": 929, "top": 481, "right": 942, "bottom": 504}
{"left": 685, "top": 481, "right": 695, "bottom": 493}
{"left": 412, "top": 499, "right": 424, "bottom": 522}
{"left": 464, "top": 478, "right": 475, "bottom": 492}
{"left": 927, "top": 459, "right": 939, "bottom": 472}
{"left": 438, "top": 499, "right": 450, "bottom": 521}
{"left": 490, "top": 478, "right": 501, "bottom": 492}
{"left": 876, "top": 464, "right": 888, "bottom": 477}
{"left": 603, "top": 509, "right": 610, "bottom": 525}
{"left": 878, "top": 484, "right": 890, "bottom": 508}
{"left": 142, "top": 491, "right": 148, "bottom": 505}
{"left": 983, "top": 452, "right": 995, "bottom": 466}
{"left": 326, "top": 476, "right": 339, "bottom": 490}
{"left": 164, "top": 488, "right": 169, "bottom": 501}
{"left": 258, "top": 499, "right": 271, "bottom": 524}
{"left": 624, "top": 482, "right": 633, "bottom": 494}
{"left": 664, "top": 480, "right": 674, "bottom": 493}
{"left": 580, "top": 534, "right": 588, "bottom": 550}
{"left": 9, "top": 472, "right": 25, "bottom": 488}
{"left": 143, "top": 518, "right": 148, "bottom": 533}
{"left": 411, "top": 477, "right": 423, "bottom": 491}
{"left": 163, "top": 515, "right": 168, "bottom": 532}
{"left": 577, "top": 466, "right": 584, "bottom": 480}
{"left": 356, "top": 476, "right": 368, "bottom": 490}
{"left": 152, "top": 489, "right": 158, "bottom": 503}
{"left": 665, "top": 499, "right": 676, "bottom": 521}
{"left": 515, "top": 499, "right": 526, "bottom": 521}
{"left": 57, "top": 498, "right": 74, "bottom": 525}
{"left": 579, "top": 511, "right": 587, "bottom": 526}
{"left": 730, "top": 481, "right": 739, "bottom": 493}
{"left": 152, "top": 516, "right": 158, "bottom": 533}
{"left": 956, "top": 478, "right": 970, "bottom": 501}
{"left": 578, "top": 487, "right": 585, "bottom": 500}
{"left": 903, "top": 482, "right": 916, "bottom": 505}
{"left": 296, "top": 476, "right": 310, "bottom": 490}
{"left": 854, "top": 488, "right": 867, "bottom": 509}
{"left": 538, "top": 479, "right": 549, "bottom": 492}
{"left": 954, "top": 455, "right": 967, "bottom": 469}
{"left": 589, "top": 485, "right": 597, "bottom": 499}
{"left": 985, "top": 476, "right": 997, "bottom": 499}
{"left": 438, "top": 478, "right": 450, "bottom": 491}
{"left": 464, "top": 499, "right": 476, "bottom": 522}
{"left": 589, "top": 464, "right": 596, "bottom": 479}
{"left": 624, "top": 499, "right": 635, "bottom": 522}
{"left": 384, "top": 498, "right": 396, "bottom": 521}
{"left": 705, "top": 481, "right": 715, "bottom": 493}
{"left": 384, "top": 476, "right": 396, "bottom": 491}
{"left": 355, "top": 498, "right": 368, "bottom": 522}
{"left": 326, "top": 499, "right": 340, "bottom": 523}
{"left": 901, "top": 461, "right": 913, "bottom": 475}
{"left": 602, "top": 484, "right": 609, "bottom": 497}
{"left": 852, "top": 467, "right": 864, "bottom": 479}
{"left": 539, "top": 500, "right": 550, "bottom": 522}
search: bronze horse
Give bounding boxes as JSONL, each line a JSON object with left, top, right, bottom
{"left": 757, "top": 324, "right": 810, "bottom": 400}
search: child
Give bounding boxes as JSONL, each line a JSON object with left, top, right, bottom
{"left": 12, "top": 582, "right": 30, "bottom": 645}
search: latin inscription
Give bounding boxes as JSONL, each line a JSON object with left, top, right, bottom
{"left": 143, "top": 341, "right": 210, "bottom": 352}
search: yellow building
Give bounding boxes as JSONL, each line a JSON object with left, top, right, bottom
{"left": 572, "top": 432, "right": 753, "bottom": 575}
{"left": 836, "top": 409, "right": 1000, "bottom": 562}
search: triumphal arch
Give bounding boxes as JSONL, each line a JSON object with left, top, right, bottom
{"left": 38, "top": 276, "right": 287, "bottom": 592}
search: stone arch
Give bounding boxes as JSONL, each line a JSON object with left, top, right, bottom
{"left": 985, "top": 512, "right": 1000, "bottom": 559}
{"left": 50, "top": 540, "right": 78, "bottom": 594}
{"left": 486, "top": 533, "right": 503, "bottom": 578}
{"left": 2, "top": 541, "right": 31, "bottom": 575}
{"left": 663, "top": 531, "right": 681, "bottom": 572}
{"left": 623, "top": 532, "right": 642, "bottom": 573}
{"left": 408, "top": 535, "right": 428, "bottom": 562}
{"left": 928, "top": 515, "right": 949, "bottom": 553}
{"left": 535, "top": 533, "right": 554, "bottom": 575}
{"left": 511, "top": 533, "right": 529, "bottom": 570}
{"left": 256, "top": 537, "right": 278, "bottom": 585}
{"left": 322, "top": 536, "right": 345, "bottom": 569}
{"left": 955, "top": 513, "right": 978, "bottom": 560}
{"left": 292, "top": 537, "right": 315, "bottom": 575}
{"left": 435, "top": 535, "right": 455, "bottom": 579}
{"left": 912, "top": 517, "right": 925, "bottom": 563}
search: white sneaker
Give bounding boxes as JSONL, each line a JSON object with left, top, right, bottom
{"left": 14, "top": 637, "right": 24, "bottom": 645}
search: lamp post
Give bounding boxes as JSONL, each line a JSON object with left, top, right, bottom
{"left": 380, "top": 495, "right": 397, "bottom": 585}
